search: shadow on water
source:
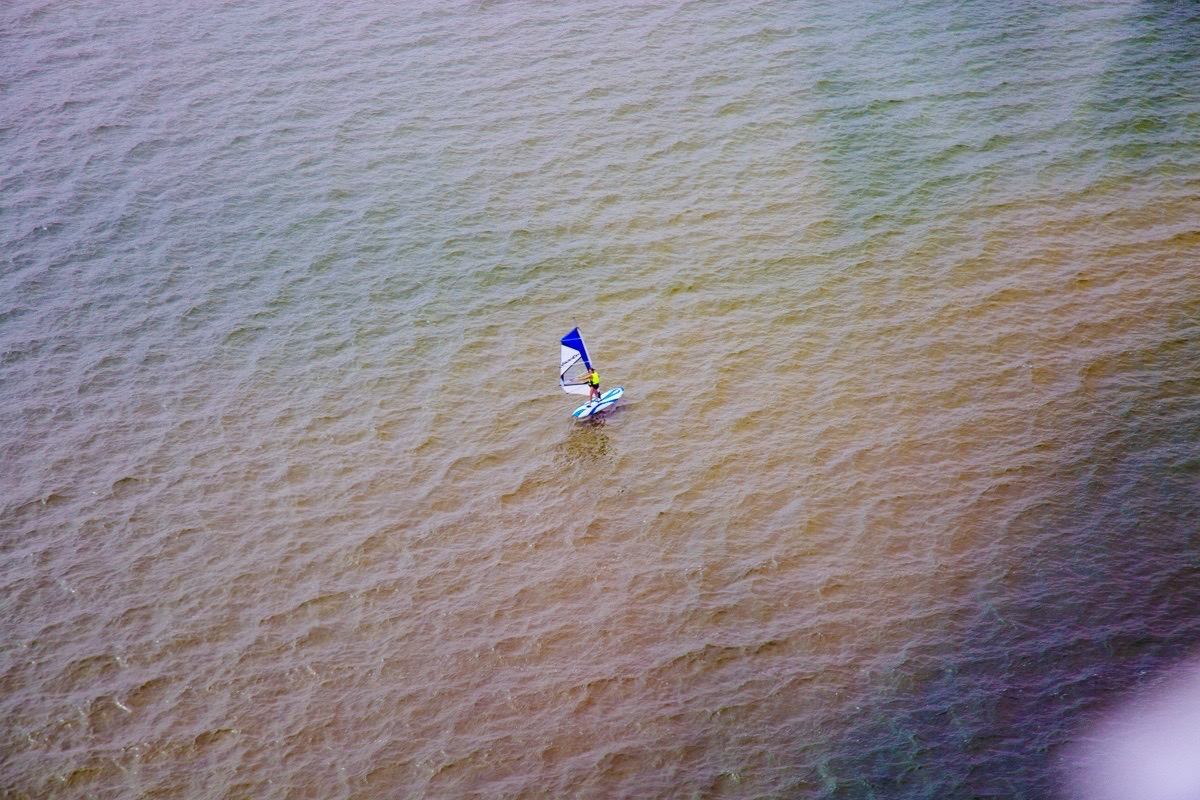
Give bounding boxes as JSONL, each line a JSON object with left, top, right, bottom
{"left": 800, "top": 327, "right": 1200, "bottom": 798}
{"left": 553, "top": 411, "right": 619, "bottom": 466}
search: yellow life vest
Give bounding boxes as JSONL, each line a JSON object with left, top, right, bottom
{"left": 588, "top": 370, "right": 600, "bottom": 386}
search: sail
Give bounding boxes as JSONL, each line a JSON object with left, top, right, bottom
{"left": 559, "top": 327, "right": 593, "bottom": 396}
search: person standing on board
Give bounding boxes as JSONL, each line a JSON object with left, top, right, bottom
{"left": 584, "top": 366, "right": 601, "bottom": 402}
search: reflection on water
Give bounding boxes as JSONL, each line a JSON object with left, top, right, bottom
{"left": 556, "top": 416, "right": 616, "bottom": 465}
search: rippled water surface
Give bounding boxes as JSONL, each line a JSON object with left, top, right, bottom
{"left": 4, "top": 1, "right": 1200, "bottom": 797}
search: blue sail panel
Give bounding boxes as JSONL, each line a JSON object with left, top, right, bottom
{"left": 559, "top": 327, "right": 593, "bottom": 396}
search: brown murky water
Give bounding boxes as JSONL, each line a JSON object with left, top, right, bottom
{"left": 3, "top": 1, "right": 1200, "bottom": 797}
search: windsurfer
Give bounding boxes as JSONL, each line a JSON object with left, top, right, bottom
{"left": 584, "top": 367, "right": 601, "bottom": 402}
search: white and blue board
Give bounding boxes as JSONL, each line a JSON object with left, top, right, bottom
{"left": 559, "top": 327, "right": 624, "bottom": 419}
{"left": 572, "top": 387, "right": 624, "bottom": 419}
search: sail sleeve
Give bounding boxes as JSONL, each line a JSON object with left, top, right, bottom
{"left": 559, "top": 327, "right": 593, "bottom": 396}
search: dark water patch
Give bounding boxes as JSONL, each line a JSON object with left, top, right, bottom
{"left": 810, "top": 310, "right": 1200, "bottom": 798}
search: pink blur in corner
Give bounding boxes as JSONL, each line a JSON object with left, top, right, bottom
{"left": 1064, "top": 658, "right": 1200, "bottom": 800}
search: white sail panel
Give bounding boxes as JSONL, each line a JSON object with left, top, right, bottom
{"left": 559, "top": 328, "right": 593, "bottom": 396}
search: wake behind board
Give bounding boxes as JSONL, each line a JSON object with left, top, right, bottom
{"left": 573, "top": 387, "right": 624, "bottom": 419}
